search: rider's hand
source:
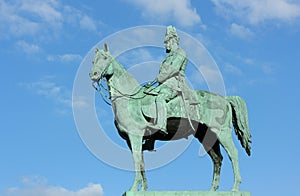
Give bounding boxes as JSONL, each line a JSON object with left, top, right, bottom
{"left": 144, "top": 79, "right": 157, "bottom": 88}
{"left": 144, "top": 82, "right": 152, "bottom": 88}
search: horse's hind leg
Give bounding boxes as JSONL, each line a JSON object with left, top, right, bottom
{"left": 195, "top": 129, "right": 223, "bottom": 191}
{"left": 206, "top": 143, "right": 223, "bottom": 191}
{"left": 217, "top": 127, "right": 242, "bottom": 191}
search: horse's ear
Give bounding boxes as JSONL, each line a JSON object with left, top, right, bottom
{"left": 95, "top": 47, "right": 99, "bottom": 53}
{"left": 104, "top": 43, "right": 109, "bottom": 52}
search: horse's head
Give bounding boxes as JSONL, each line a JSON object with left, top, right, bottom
{"left": 89, "top": 43, "right": 113, "bottom": 82}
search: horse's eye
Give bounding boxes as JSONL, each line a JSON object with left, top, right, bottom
{"left": 94, "top": 72, "right": 98, "bottom": 76}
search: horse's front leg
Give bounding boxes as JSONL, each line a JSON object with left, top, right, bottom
{"left": 140, "top": 153, "right": 148, "bottom": 191}
{"left": 128, "top": 133, "right": 143, "bottom": 191}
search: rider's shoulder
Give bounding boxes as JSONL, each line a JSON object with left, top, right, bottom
{"left": 174, "top": 48, "right": 186, "bottom": 56}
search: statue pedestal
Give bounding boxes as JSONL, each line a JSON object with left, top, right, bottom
{"left": 123, "top": 191, "right": 251, "bottom": 196}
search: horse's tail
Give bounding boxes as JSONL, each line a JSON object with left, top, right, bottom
{"left": 226, "top": 96, "right": 252, "bottom": 156}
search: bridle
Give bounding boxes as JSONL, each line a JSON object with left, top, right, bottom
{"left": 92, "top": 58, "right": 152, "bottom": 105}
{"left": 92, "top": 80, "right": 112, "bottom": 106}
{"left": 92, "top": 55, "right": 113, "bottom": 105}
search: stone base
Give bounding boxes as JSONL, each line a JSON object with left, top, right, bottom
{"left": 123, "top": 191, "right": 251, "bottom": 196}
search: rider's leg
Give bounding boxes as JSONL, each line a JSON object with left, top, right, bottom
{"left": 146, "top": 89, "right": 168, "bottom": 134}
{"left": 155, "top": 94, "right": 167, "bottom": 134}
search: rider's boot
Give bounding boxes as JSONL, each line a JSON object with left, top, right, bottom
{"left": 147, "top": 100, "right": 167, "bottom": 134}
{"left": 156, "top": 105, "right": 167, "bottom": 134}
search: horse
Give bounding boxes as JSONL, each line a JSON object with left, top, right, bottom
{"left": 89, "top": 44, "right": 252, "bottom": 192}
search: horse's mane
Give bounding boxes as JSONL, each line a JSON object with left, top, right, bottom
{"left": 108, "top": 57, "right": 141, "bottom": 95}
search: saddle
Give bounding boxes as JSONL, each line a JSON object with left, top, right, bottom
{"left": 141, "top": 89, "right": 230, "bottom": 132}
{"left": 141, "top": 92, "right": 200, "bottom": 122}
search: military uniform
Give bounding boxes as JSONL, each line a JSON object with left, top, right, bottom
{"left": 145, "top": 25, "right": 198, "bottom": 137}
{"left": 146, "top": 46, "right": 198, "bottom": 133}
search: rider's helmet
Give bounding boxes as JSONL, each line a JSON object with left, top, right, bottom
{"left": 165, "top": 25, "right": 179, "bottom": 43}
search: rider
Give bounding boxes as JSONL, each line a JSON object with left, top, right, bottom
{"left": 145, "top": 25, "right": 195, "bottom": 135}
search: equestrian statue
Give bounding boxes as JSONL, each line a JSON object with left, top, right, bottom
{"left": 89, "top": 26, "right": 252, "bottom": 192}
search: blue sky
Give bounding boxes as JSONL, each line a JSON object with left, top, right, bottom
{"left": 1, "top": 0, "right": 300, "bottom": 195}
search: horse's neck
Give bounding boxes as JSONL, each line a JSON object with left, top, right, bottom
{"left": 108, "top": 60, "right": 140, "bottom": 100}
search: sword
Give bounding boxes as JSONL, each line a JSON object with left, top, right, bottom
{"left": 178, "top": 76, "right": 196, "bottom": 132}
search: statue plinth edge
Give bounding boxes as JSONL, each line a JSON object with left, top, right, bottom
{"left": 123, "top": 191, "right": 251, "bottom": 196}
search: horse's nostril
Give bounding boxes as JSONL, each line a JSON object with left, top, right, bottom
{"left": 94, "top": 72, "right": 98, "bottom": 76}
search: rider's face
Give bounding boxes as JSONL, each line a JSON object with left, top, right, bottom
{"left": 164, "top": 38, "right": 172, "bottom": 53}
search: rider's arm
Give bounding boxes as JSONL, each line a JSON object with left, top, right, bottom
{"left": 172, "top": 49, "right": 187, "bottom": 75}
{"left": 157, "top": 51, "right": 187, "bottom": 83}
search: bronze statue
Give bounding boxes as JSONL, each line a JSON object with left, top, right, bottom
{"left": 89, "top": 26, "right": 252, "bottom": 193}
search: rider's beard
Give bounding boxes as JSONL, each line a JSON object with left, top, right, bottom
{"left": 166, "top": 48, "right": 171, "bottom": 53}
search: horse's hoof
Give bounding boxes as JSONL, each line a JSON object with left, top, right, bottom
{"left": 129, "top": 187, "right": 138, "bottom": 192}
{"left": 210, "top": 186, "right": 218, "bottom": 191}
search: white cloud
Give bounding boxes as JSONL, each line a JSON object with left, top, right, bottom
{"left": 47, "top": 54, "right": 82, "bottom": 63}
{"left": 20, "top": 77, "right": 92, "bottom": 112}
{"left": 21, "top": 175, "right": 48, "bottom": 186}
{"left": 19, "top": 77, "right": 72, "bottom": 108}
{"left": 117, "top": 48, "right": 163, "bottom": 67}
{"left": 224, "top": 63, "right": 243, "bottom": 76}
{"left": 0, "top": 0, "right": 99, "bottom": 40}
{"left": 4, "top": 183, "right": 103, "bottom": 196}
{"left": 248, "top": 0, "right": 300, "bottom": 24}
{"left": 0, "top": 0, "right": 40, "bottom": 38}
{"left": 127, "top": 0, "right": 201, "bottom": 26}
{"left": 229, "top": 23, "right": 253, "bottom": 39}
{"left": 74, "top": 184, "right": 103, "bottom": 196}
{"left": 72, "top": 96, "right": 90, "bottom": 109}
{"left": 59, "top": 54, "right": 83, "bottom": 62}
{"left": 3, "top": 175, "right": 103, "bottom": 196}
{"left": 80, "top": 15, "right": 97, "bottom": 32}
{"left": 212, "top": 0, "right": 300, "bottom": 24}
{"left": 0, "top": 0, "right": 62, "bottom": 38}
{"left": 20, "top": 0, "right": 63, "bottom": 28}
{"left": 16, "top": 41, "right": 41, "bottom": 54}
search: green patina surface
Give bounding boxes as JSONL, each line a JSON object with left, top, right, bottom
{"left": 89, "top": 26, "right": 252, "bottom": 193}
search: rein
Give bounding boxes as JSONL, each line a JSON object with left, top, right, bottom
{"left": 92, "top": 57, "right": 156, "bottom": 105}
{"left": 109, "top": 84, "right": 146, "bottom": 100}
{"left": 92, "top": 80, "right": 112, "bottom": 106}
{"left": 93, "top": 78, "right": 156, "bottom": 107}
{"left": 93, "top": 80, "right": 148, "bottom": 106}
